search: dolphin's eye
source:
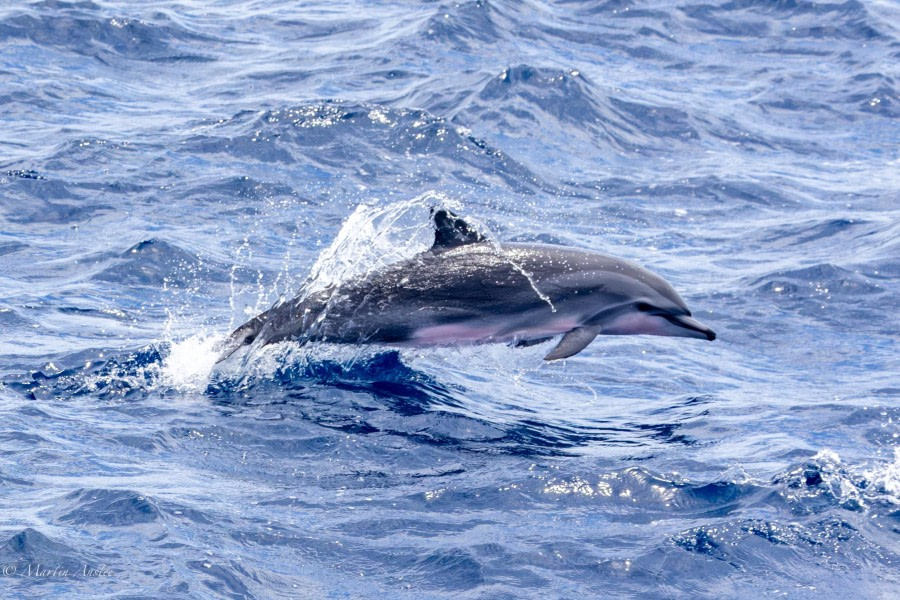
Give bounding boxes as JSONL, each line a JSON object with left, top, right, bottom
{"left": 636, "top": 302, "right": 653, "bottom": 312}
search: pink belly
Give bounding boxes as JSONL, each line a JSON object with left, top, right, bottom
{"left": 410, "top": 318, "right": 580, "bottom": 346}
{"left": 409, "top": 323, "right": 503, "bottom": 345}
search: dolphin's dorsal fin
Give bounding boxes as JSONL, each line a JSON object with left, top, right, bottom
{"left": 431, "top": 208, "right": 485, "bottom": 250}
{"left": 544, "top": 327, "right": 597, "bottom": 361}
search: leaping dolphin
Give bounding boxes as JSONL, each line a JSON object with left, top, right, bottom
{"left": 217, "top": 209, "right": 715, "bottom": 363}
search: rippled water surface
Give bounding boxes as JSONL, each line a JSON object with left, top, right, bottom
{"left": 1, "top": 1, "right": 899, "bottom": 598}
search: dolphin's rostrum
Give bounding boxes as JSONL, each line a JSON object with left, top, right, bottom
{"left": 217, "top": 209, "right": 715, "bottom": 363}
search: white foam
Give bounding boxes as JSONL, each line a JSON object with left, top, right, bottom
{"left": 864, "top": 447, "right": 900, "bottom": 503}
{"left": 158, "top": 334, "right": 224, "bottom": 392}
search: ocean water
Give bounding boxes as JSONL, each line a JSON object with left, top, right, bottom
{"left": 1, "top": 0, "right": 899, "bottom": 598}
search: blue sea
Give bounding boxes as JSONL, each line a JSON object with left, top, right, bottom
{"left": 1, "top": 0, "right": 899, "bottom": 598}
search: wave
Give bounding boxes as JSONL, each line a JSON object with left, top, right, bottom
{"left": 183, "top": 102, "right": 549, "bottom": 195}
{"left": 679, "top": 0, "right": 884, "bottom": 40}
{"left": 0, "top": 1, "right": 224, "bottom": 63}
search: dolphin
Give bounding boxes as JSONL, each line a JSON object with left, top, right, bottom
{"left": 217, "top": 209, "right": 715, "bottom": 363}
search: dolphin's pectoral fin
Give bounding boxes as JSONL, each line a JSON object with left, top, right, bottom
{"left": 543, "top": 328, "right": 597, "bottom": 361}
{"left": 431, "top": 208, "right": 485, "bottom": 250}
{"left": 514, "top": 336, "right": 553, "bottom": 348}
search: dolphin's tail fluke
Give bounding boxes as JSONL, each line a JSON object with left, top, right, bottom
{"left": 216, "top": 312, "right": 269, "bottom": 364}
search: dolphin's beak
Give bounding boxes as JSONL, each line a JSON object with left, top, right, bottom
{"left": 216, "top": 312, "right": 268, "bottom": 363}
{"left": 665, "top": 314, "right": 716, "bottom": 341}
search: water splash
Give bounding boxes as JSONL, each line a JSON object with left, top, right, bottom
{"left": 491, "top": 240, "right": 556, "bottom": 313}
{"left": 158, "top": 334, "right": 224, "bottom": 392}
{"left": 299, "top": 191, "right": 460, "bottom": 300}
{"left": 774, "top": 448, "right": 900, "bottom": 513}
{"left": 863, "top": 447, "right": 900, "bottom": 503}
